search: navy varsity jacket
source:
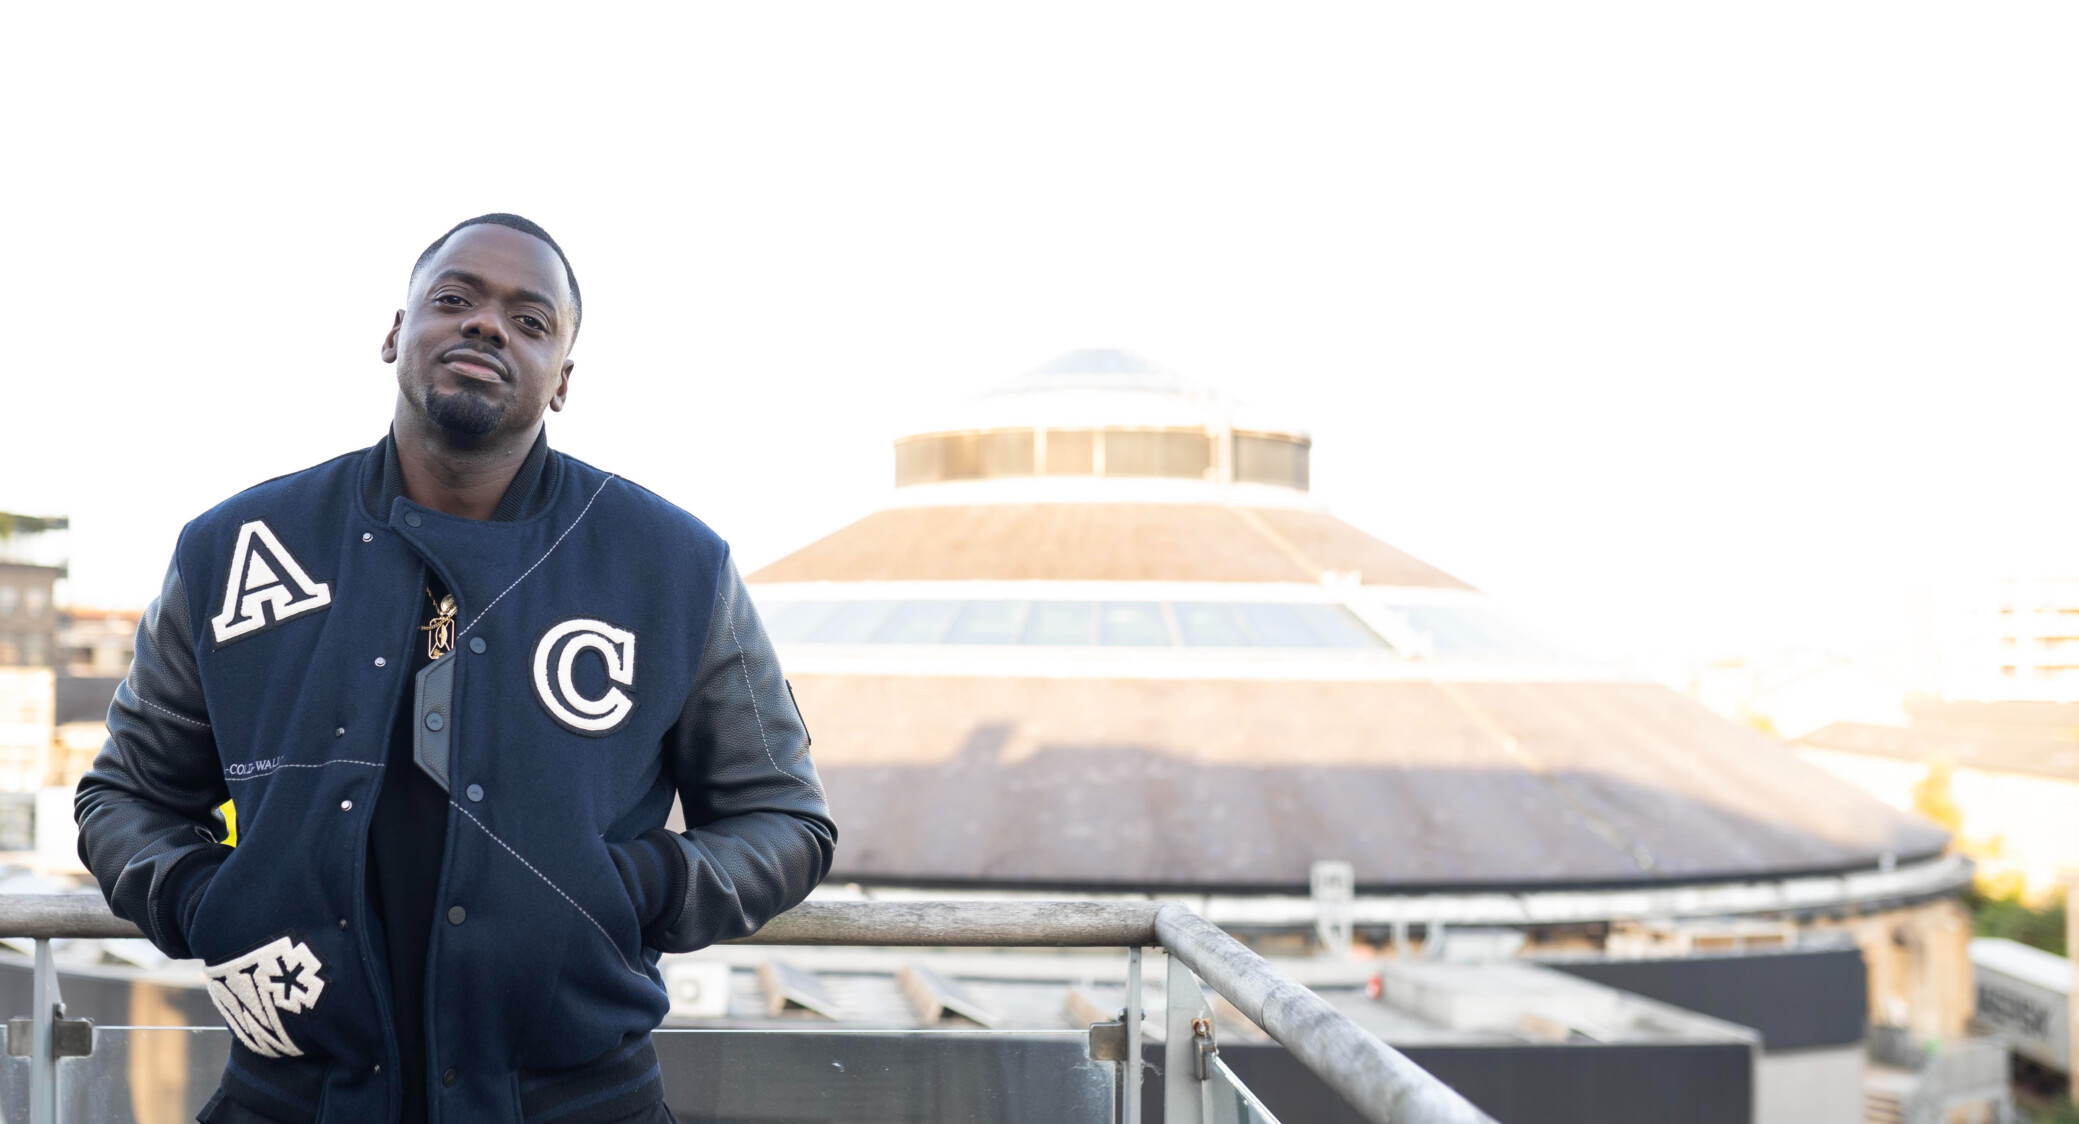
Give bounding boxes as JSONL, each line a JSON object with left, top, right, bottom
{"left": 74, "top": 437, "right": 837, "bottom": 1123}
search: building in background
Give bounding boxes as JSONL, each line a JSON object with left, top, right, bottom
{"left": 0, "top": 514, "right": 128, "bottom": 860}
{"left": 747, "top": 349, "right": 1973, "bottom": 1039}
{"left": 0, "top": 514, "right": 66, "bottom": 670}
{"left": 1939, "top": 577, "right": 2079, "bottom": 704}
{"left": 57, "top": 606, "right": 138, "bottom": 678}
{"left": 1797, "top": 700, "right": 2079, "bottom": 900}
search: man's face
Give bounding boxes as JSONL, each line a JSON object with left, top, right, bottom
{"left": 383, "top": 224, "right": 575, "bottom": 444}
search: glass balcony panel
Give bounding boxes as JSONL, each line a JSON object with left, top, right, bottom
{"left": 1205, "top": 1055, "right": 1284, "bottom": 1123}
{"left": 0, "top": 1026, "right": 1122, "bottom": 1124}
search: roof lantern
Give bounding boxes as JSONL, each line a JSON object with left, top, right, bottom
{"left": 893, "top": 349, "right": 1312, "bottom": 494}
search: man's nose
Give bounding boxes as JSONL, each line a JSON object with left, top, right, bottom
{"left": 460, "top": 307, "right": 507, "bottom": 347}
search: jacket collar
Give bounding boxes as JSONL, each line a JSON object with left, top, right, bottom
{"left": 360, "top": 426, "right": 558, "bottom": 524}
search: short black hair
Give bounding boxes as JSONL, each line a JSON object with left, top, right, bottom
{"left": 412, "top": 213, "right": 582, "bottom": 335}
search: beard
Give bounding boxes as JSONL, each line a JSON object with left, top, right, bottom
{"left": 422, "top": 384, "right": 509, "bottom": 440}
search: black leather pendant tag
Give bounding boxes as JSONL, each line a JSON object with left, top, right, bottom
{"left": 414, "top": 655, "right": 455, "bottom": 792}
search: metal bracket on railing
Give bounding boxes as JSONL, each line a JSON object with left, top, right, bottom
{"left": 1164, "top": 951, "right": 1214, "bottom": 1124}
{"left": 6, "top": 1011, "right": 92, "bottom": 1058}
{"left": 23, "top": 936, "right": 93, "bottom": 1124}
{"left": 1088, "top": 1014, "right": 1129, "bottom": 1061}
{"left": 1191, "top": 1016, "right": 1218, "bottom": 1081}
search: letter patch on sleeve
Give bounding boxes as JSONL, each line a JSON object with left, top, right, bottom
{"left": 203, "top": 935, "right": 327, "bottom": 1058}
{"left": 532, "top": 618, "right": 638, "bottom": 735}
{"left": 211, "top": 520, "right": 332, "bottom": 647}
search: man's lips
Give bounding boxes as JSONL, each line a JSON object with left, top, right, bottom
{"left": 439, "top": 348, "right": 509, "bottom": 382}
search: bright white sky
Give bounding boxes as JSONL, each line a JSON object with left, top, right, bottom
{"left": 3, "top": 3, "right": 2073, "bottom": 669}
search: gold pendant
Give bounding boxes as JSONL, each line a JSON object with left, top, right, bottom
{"left": 421, "top": 590, "right": 457, "bottom": 660}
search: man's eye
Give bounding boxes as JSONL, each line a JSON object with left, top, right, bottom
{"left": 517, "top": 315, "right": 545, "bottom": 331}
{"left": 434, "top": 294, "right": 467, "bottom": 307}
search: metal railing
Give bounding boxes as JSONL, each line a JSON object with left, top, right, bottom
{"left": 0, "top": 894, "right": 1496, "bottom": 1124}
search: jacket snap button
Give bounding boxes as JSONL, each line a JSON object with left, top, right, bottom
{"left": 374, "top": 657, "right": 386, "bottom": 668}
{"left": 338, "top": 918, "right": 348, "bottom": 929}
{"left": 340, "top": 800, "right": 353, "bottom": 811}
{"left": 447, "top": 906, "right": 466, "bottom": 925}
{"left": 334, "top": 727, "right": 345, "bottom": 738}
{"left": 465, "top": 784, "right": 483, "bottom": 803}
{"left": 425, "top": 713, "right": 444, "bottom": 732}
{"left": 405, "top": 511, "right": 423, "bottom": 528}
{"left": 441, "top": 1068, "right": 456, "bottom": 1087}
{"left": 469, "top": 637, "right": 487, "bottom": 654}
{"left": 361, "top": 532, "right": 373, "bottom": 543}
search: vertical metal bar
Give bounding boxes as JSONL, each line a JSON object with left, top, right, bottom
{"left": 1124, "top": 946, "right": 1143, "bottom": 1124}
{"left": 30, "top": 937, "right": 57, "bottom": 1124}
{"left": 1165, "top": 951, "right": 1206, "bottom": 1124}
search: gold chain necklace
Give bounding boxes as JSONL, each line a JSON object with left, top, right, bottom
{"left": 420, "top": 588, "right": 457, "bottom": 660}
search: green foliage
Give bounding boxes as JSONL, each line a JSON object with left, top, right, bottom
{"left": 1969, "top": 883, "right": 2066, "bottom": 957}
{"left": 2026, "top": 1097, "right": 2079, "bottom": 1124}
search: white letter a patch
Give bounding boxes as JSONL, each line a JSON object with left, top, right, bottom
{"left": 211, "top": 520, "right": 332, "bottom": 647}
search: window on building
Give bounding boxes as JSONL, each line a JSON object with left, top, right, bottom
{"left": 806, "top": 601, "right": 902, "bottom": 643}
{"left": 23, "top": 588, "right": 46, "bottom": 617}
{"left": 946, "top": 601, "right": 1031, "bottom": 644}
{"left": 877, "top": 601, "right": 962, "bottom": 644}
{"left": 758, "top": 599, "right": 1395, "bottom": 650}
{"left": 1099, "top": 602, "right": 1170, "bottom": 646}
{"left": 1022, "top": 602, "right": 1096, "bottom": 645}
{"left": 1104, "top": 430, "right": 1212, "bottom": 479}
{"left": 895, "top": 431, "right": 1038, "bottom": 485}
{"left": 1234, "top": 433, "right": 1311, "bottom": 490}
{"left": 977, "top": 431, "right": 1034, "bottom": 478}
{"left": 1043, "top": 430, "right": 1097, "bottom": 475}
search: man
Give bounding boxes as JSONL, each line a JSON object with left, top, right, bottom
{"left": 75, "top": 214, "right": 836, "bottom": 1124}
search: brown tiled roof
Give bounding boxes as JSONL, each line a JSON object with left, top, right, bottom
{"left": 747, "top": 504, "right": 1472, "bottom": 588}
{"left": 791, "top": 674, "right": 1946, "bottom": 892}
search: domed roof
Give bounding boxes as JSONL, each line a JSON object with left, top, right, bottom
{"left": 748, "top": 348, "right": 1950, "bottom": 896}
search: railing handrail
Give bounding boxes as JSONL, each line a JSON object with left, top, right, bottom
{"left": 0, "top": 893, "right": 1494, "bottom": 1124}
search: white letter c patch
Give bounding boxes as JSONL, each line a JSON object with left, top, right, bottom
{"left": 533, "top": 618, "right": 638, "bottom": 735}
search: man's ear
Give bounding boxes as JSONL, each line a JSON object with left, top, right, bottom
{"left": 380, "top": 310, "right": 404, "bottom": 363}
{"left": 548, "top": 360, "right": 573, "bottom": 413}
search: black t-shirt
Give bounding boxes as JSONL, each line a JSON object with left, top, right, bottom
{"left": 362, "top": 428, "right": 555, "bottom": 1122}
{"left": 367, "top": 574, "right": 451, "bottom": 1124}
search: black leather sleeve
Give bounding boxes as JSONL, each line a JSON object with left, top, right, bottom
{"left": 629, "top": 559, "right": 836, "bottom": 953}
{"left": 74, "top": 550, "right": 233, "bottom": 961}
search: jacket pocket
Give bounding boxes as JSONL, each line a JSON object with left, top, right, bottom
{"left": 509, "top": 839, "right": 666, "bottom": 1070}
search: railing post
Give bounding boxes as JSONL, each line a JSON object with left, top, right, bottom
{"left": 1124, "top": 946, "right": 1143, "bottom": 1124}
{"left": 30, "top": 936, "right": 61, "bottom": 1124}
{"left": 1165, "top": 952, "right": 1208, "bottom": 1124}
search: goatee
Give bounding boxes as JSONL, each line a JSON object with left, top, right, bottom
{"left": 424, "top": 387, "right": 505, "bottom": 439}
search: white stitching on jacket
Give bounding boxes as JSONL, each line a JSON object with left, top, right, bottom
{"left": 457, "top": 474, "right": 617, "bottom": 639}
{"left": 142, "top": 698, "right": 212, "bottom": 729}
{"left": 726, "top": 616, "right": 820, "bottom": 796}
{"left": 449, "top": 801, "right": 652, "bottom": 980}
